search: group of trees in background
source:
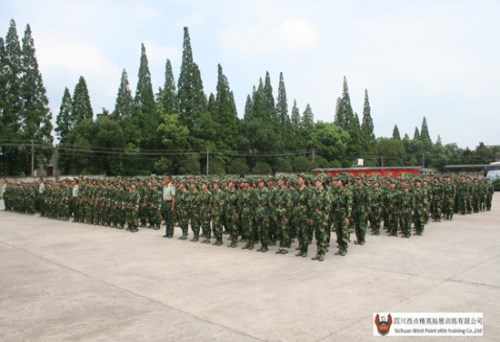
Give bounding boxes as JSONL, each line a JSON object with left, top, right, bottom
{"left": 1, "top": 19, "right": 499, "bottom": 176}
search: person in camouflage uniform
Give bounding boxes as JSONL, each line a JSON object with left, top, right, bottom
{"left": 353, "top": 177, "right": 371, "bottom": 245}
{"left": 174, "top": 181, "right": 190, "bottom": 238}
{"left": 369, "top": 180, "right": 383, "bottom": 235}
{"left": 330, "top": 178, "right": 353, "bottom": 256}
{"left": 485, "top": 179, "right": 494, "bottom": 211}
{"left": 126, "top": 183, "right": 140, "bottom": 232}
{"left": 241, "top": 180, "right": 256, "bottom": 250}
{"left": 430, "top": 177, "right": 443, "bottom": 222}
{"left": 442, "top": 176, "right": 456, "bottom": 220}
{"left": 310, "top": 177, "right": 331, "bottom": 261}
{"left": 295, "top": 175, "right": 311, "bottom": 257}
{"left": 225, "top": 179, "right": 240, "bottom": 248}
{"left": 147, "top": 181, "right": 162, "bottom": 230}
{"left": 255, "top": 179, "right": 271, "bottom": 252}
{"left": 275, "top": 176, "right": 292, "bottom": 254}
{"left": 189, "top": 182, "right": 201, "bottom": 241}
{"left": 399, "top": 184, "right": 414, "bottom": 238}
{"left": 412, "top": 179, "right": 426, "bottom": 235}
{"left": 386, "top": 181, "right": 401, "bottom": 236}
{"left": 198, "top": 180, "right": 212, "bottom": 243}
{"left": 210, "top": 180, "right": 224, "bottom": 246}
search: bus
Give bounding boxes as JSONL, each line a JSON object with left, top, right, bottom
{"left": 486, "top": 162, "right": 500, "bottom": 180}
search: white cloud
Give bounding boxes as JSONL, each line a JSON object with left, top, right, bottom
{"left": 220, "top": 17, "right": 318, "bottom": 55}
{"left": 177, "top": 11, "right": 205, "bottom": 28}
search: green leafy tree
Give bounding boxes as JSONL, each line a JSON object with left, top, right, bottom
{"left": 92, "top": 115, "right": 125, "bottom": 175}
{"left": 293, "top": 156, "right": 312, "bottom": 172}
{"left": 178, "top": 153, "right": 201, "bottom": 175}
{"left": 114, "top": 69, "right": 133, "bottom": 120}
{"left": 309, "top": 122, "right": 349, "bottom": 162}
{"left": 375, "top": 137, "right": 406, "bottom": 166}
{"left": 227, "top": 158, "right": 249, "bottom": 175}
{"left": 252, "top": 161, "right": 272, "bottom": 174}
{"left": 72, "top": 76, "right": 93, "bottom": 122}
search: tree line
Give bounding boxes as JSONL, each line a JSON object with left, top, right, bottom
{"left": 1, "top": 19, "right": 498, "bottom": 176}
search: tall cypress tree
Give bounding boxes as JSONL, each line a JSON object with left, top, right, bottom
{"left": 3, "top": 19, "right": 22, "bottom": 132}
{"left": 55, "top": 87, "right": 72, "bottom": 143}
{"left": 72, "top": 76, "right": 93, "bottom": 122}
{"left": 420, "top": 116, "right": 432, "bottom": 145}
{"left": 301, "top": 104, "right": 314, "bottom": 130}
{"left": 276, "top": 72, "right": 290, "bottom": 130}
{"left": 290, "top": 99, "right": 300, "bottom": 133}
{"left": 20, "top": 24, "right": 53, "bottom": 150}
{"left": 413, "top": 127, "right": 420, "bottom": 141}
{"left": 334, "top": 76, "right": 353, "bottom": 130}
{"left": 134, "top": 43, "right": 156, "bottom": 117}
{"left": 263, "top": 71, "right": 277, "bottom": 126}
{"left": 159, "top": 58, "right": 178, "bottom": 114}
{"left": 214, "top": 64, "right": 239, "bottom": 149}
{"left": 177, "top": 27, "right": 207, "bottom": 135}
{"left": 360, "top": 89, "right": 375, "bottom": 142}
{"left": 244, "top": 94, "right": 253, "bottom": 120}
{"left": 114, "top": 69, "right": 133, "bottom": 119}
{"left": 392, "top": 124, "right": 401, "bottom": 140}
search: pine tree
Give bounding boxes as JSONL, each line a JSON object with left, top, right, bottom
{"left": 301, "top": 104, "right": 314, "bottom": 130}
{"left": 413, "top": 127, "right": 420, "bottom": 141}
{"left": 2, "top": 19, "right": 22, "bottom": 132}
{"left": 114, "top": 69, "right": 133, "bottom": 119}
{"left": 134, "top": 43, "right": 156, "bottom": 117}
{"left": 290, "top": 99, "right": 300, "bottom": 133}
{"left": 20, "top": 25, "right": 53, "bottom": 174}
{"left": 360, "top": 89, "right": 375, "bottom": 142}
{"left": 276, "top": 72, "right": 290, "bottom": 129}
{"left": 251, "top": 78, "right": 266, "bottom": 121}
{"left": 392, "top": 124, "right": 401, "bottom": 140}
{"left": 72, "top": 76, "right": 93, "bottom": 122}
{"left": 420, "top": 116, "right": 432, "bottom": 145}
{"left": 20, "top": 24, "right": 53, "bottom": 149}
{"left": 55, "top": 87, "right": 72, "bottom": 143}
{"left": 177, "top": 27, "right": 207, "bottom": 134}
{"left": 244, "top": 94, "right": 253, "bottom": 120}
{"left": 334, "top": 76, "right": 353, "bottom": 130}
{"left": 263, "top": 71, "right": 277, "bottom": 126}
{"left": 159, "top": 59, "right": 178, "bottom": 114}
{"left": 214, "top": 64, "right": 239, "bottom": 149}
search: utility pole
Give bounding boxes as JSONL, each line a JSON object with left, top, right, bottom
{"left": 206, "top": 149, "right": 209, "bottom": 176}
{"left": 311, "top": 148, "right": 316, "bottom": 164}
{"left": 30, "top": 139, "right": 34, "bottom": 177}
{"left": 381, "top": 155, "right": 384, "bottom": 168}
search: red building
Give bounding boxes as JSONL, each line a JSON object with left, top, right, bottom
{"left": 313, "top": 166, "right": 422, "bottom": 178}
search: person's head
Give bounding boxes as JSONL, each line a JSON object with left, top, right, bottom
{"left": 164, "top": 176, "right": 172, "bottom": 185}
{"left": 297, "top": 175, "right": 305, "bottom": 186}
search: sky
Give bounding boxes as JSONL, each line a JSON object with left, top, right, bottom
{"left": 2, "top": 0, "right": 499, "bottom": 149}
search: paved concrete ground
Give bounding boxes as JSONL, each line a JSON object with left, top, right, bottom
{"left": 1, "top": 197, "right": 499, "bottom": 342}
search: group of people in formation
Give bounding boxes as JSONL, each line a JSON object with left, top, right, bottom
{"left": 2, "top": 173, "right": 494, "bottom": 262}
